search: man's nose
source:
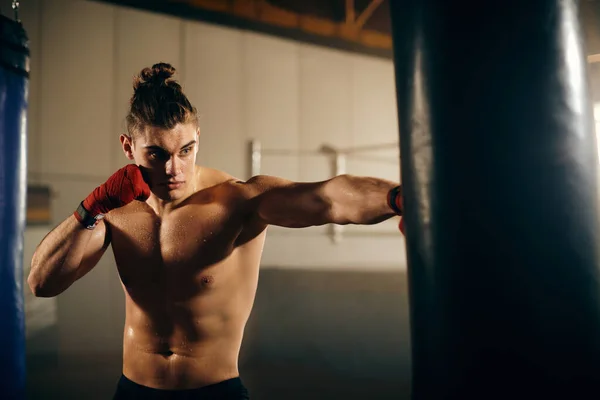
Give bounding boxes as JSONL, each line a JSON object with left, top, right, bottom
{"left": 165, "top": 156, "right": 179, "bottom": 176}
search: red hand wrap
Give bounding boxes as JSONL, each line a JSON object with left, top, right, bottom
{"left": 399, "top": 217, "right": 405, "bottom": 235}
{"left": 79, "top": 164, "right": 151, "bottom": 217}
{"left": 387, "top": 186, "right": 402, "bottom": 215}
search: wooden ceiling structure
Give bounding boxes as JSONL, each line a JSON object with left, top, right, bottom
{"left": 97, "top": 0, "right": 395, "bottom": 58}
{"left": 173, "top": 0, "right": 393, "bottom": 50}
{"left": 99, "top": 0, "right": 600, "bottom": 62}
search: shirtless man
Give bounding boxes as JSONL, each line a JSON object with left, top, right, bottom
{"left": 28, "top": 63, "right": 404, "bottom": 399}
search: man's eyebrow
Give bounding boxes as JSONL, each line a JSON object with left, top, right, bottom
{"left": 143, "top": 141, "right": 196, "bottom": 151}
{"left": 180, "top": 140, "right": 196, "bottom": 149}
{"left": 143, "top": 145, "right": 165, "bottom": 150}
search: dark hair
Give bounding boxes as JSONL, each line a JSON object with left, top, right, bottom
{"left": 126, "top": 62, "right": 198, "bottom": 137}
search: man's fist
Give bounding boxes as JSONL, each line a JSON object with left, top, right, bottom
{"left": 387, "top": 186, "right": 402, "bottom": 216}
{"left": 81, "top": 164, "right": 150, "bottom": 217}
{"left": 387, "top": 186, "right": 405, "bottom": 235}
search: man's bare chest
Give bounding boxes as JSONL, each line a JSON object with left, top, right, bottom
{"left": 107, "top": 202, "right": 242, "bottom": 270}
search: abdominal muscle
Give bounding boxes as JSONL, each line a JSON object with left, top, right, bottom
{"left": 120, "top": 293, "right": 247, "bottom": 390}
{"left": 105, "top": 190, "right": 266, "bottom": 390}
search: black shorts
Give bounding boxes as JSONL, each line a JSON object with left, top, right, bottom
{"left": 112, "top": 374, "right": 250, "bottom": 400}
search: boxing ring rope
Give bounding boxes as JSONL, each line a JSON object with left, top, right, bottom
{"left": 331, "top": 142, "right": 400, "bottom": 154}
{"left": 248, "top": 139, "right": 400, "bottom": 243}
{"left": 248, "top": 139, "right": 399, "bottom": 177}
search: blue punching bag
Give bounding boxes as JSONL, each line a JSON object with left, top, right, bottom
{"left": 0, "top": 11, "right": 29, "bottom": 400}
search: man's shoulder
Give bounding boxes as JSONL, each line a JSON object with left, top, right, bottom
{"left": 193, "top": 166, "right": 249, "bottom": 205}
{"left": 195, "top": 167, "right": 295, "bottom": 200}
{"left": 196, "top": 166, "right": 241, "bottom": 187}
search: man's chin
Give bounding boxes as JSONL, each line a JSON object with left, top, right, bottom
{"left": 151, "top": 187, "right": 182, "bottom": 201}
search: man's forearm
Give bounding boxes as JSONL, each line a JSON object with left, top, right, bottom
{"left": 28, "top": 216, "right": 95, "bottom": 297}
{"left": 323, "top": 174, "right": 400, "bottom": 225}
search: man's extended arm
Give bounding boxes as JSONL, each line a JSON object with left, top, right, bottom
{"left": 241, "top": 174, "right": 401, "bottom": 228}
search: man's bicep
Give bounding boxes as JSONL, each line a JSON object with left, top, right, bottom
{"left": 239, "top": 175, "right": 330, "bottom": 228}
{"left": 241, "top": 175, "right": 296, "bottom": 196}
{"left": 76, "top": 220, "right": 111, "bottom": 280}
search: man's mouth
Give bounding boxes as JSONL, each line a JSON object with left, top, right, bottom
{"left": 162, "top": 181, "right": 184, "bottom": 190}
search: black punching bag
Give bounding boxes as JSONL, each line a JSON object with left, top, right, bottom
{"left": 390, "top": 1, "right": 600, "bottom": 399}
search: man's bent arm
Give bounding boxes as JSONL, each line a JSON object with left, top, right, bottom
{"left": 244, "top": 174, "right": 400, "bottom": 228}
{"left": 28, "top": 216, "right": 110, "bottom": 297}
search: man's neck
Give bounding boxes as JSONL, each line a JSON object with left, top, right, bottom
{"left": 147, "top": 165, "right": 202, "bottom": 215}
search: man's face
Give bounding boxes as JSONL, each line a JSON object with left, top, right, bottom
{"left": 121, "top": 122, "right": 199, "bottom": 201}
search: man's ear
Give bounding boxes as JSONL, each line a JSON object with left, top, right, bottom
{"left": 120, "top": 134, "right": 135, "bottom": 160}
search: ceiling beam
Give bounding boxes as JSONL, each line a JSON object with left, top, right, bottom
{"left": 355, "top": 0, "right": 383, "bottom": 29}
{"left": 346, "top": 0, "right": 355, "bottom": 25}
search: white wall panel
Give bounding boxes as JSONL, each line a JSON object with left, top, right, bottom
{"left": 349, "top": 54, "right": 400, "bottom": 182}
{"left": 183, "top": 22, "right": 246, "bottom": 179}
{"left": 39, "top": 0, "right": 115, "bottom": 178}
{"left": 298, "top": 44, "right": 353, "bottom": 183}
{"left": 243, "top": 32, "right": 300, "bottom": 181}
{"left": 111, "top": 6, "right": 182, "bottom": 171}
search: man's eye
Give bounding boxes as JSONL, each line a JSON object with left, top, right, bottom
{"left": 181, "top": 148, "right": 191, "bottom": 155}
{"left": 148, "top": 151, "right": 166, "bottom": 161}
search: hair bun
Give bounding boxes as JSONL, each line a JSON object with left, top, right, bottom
{"left": 134, "top": 62, "right": 176, "bottom": 90}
